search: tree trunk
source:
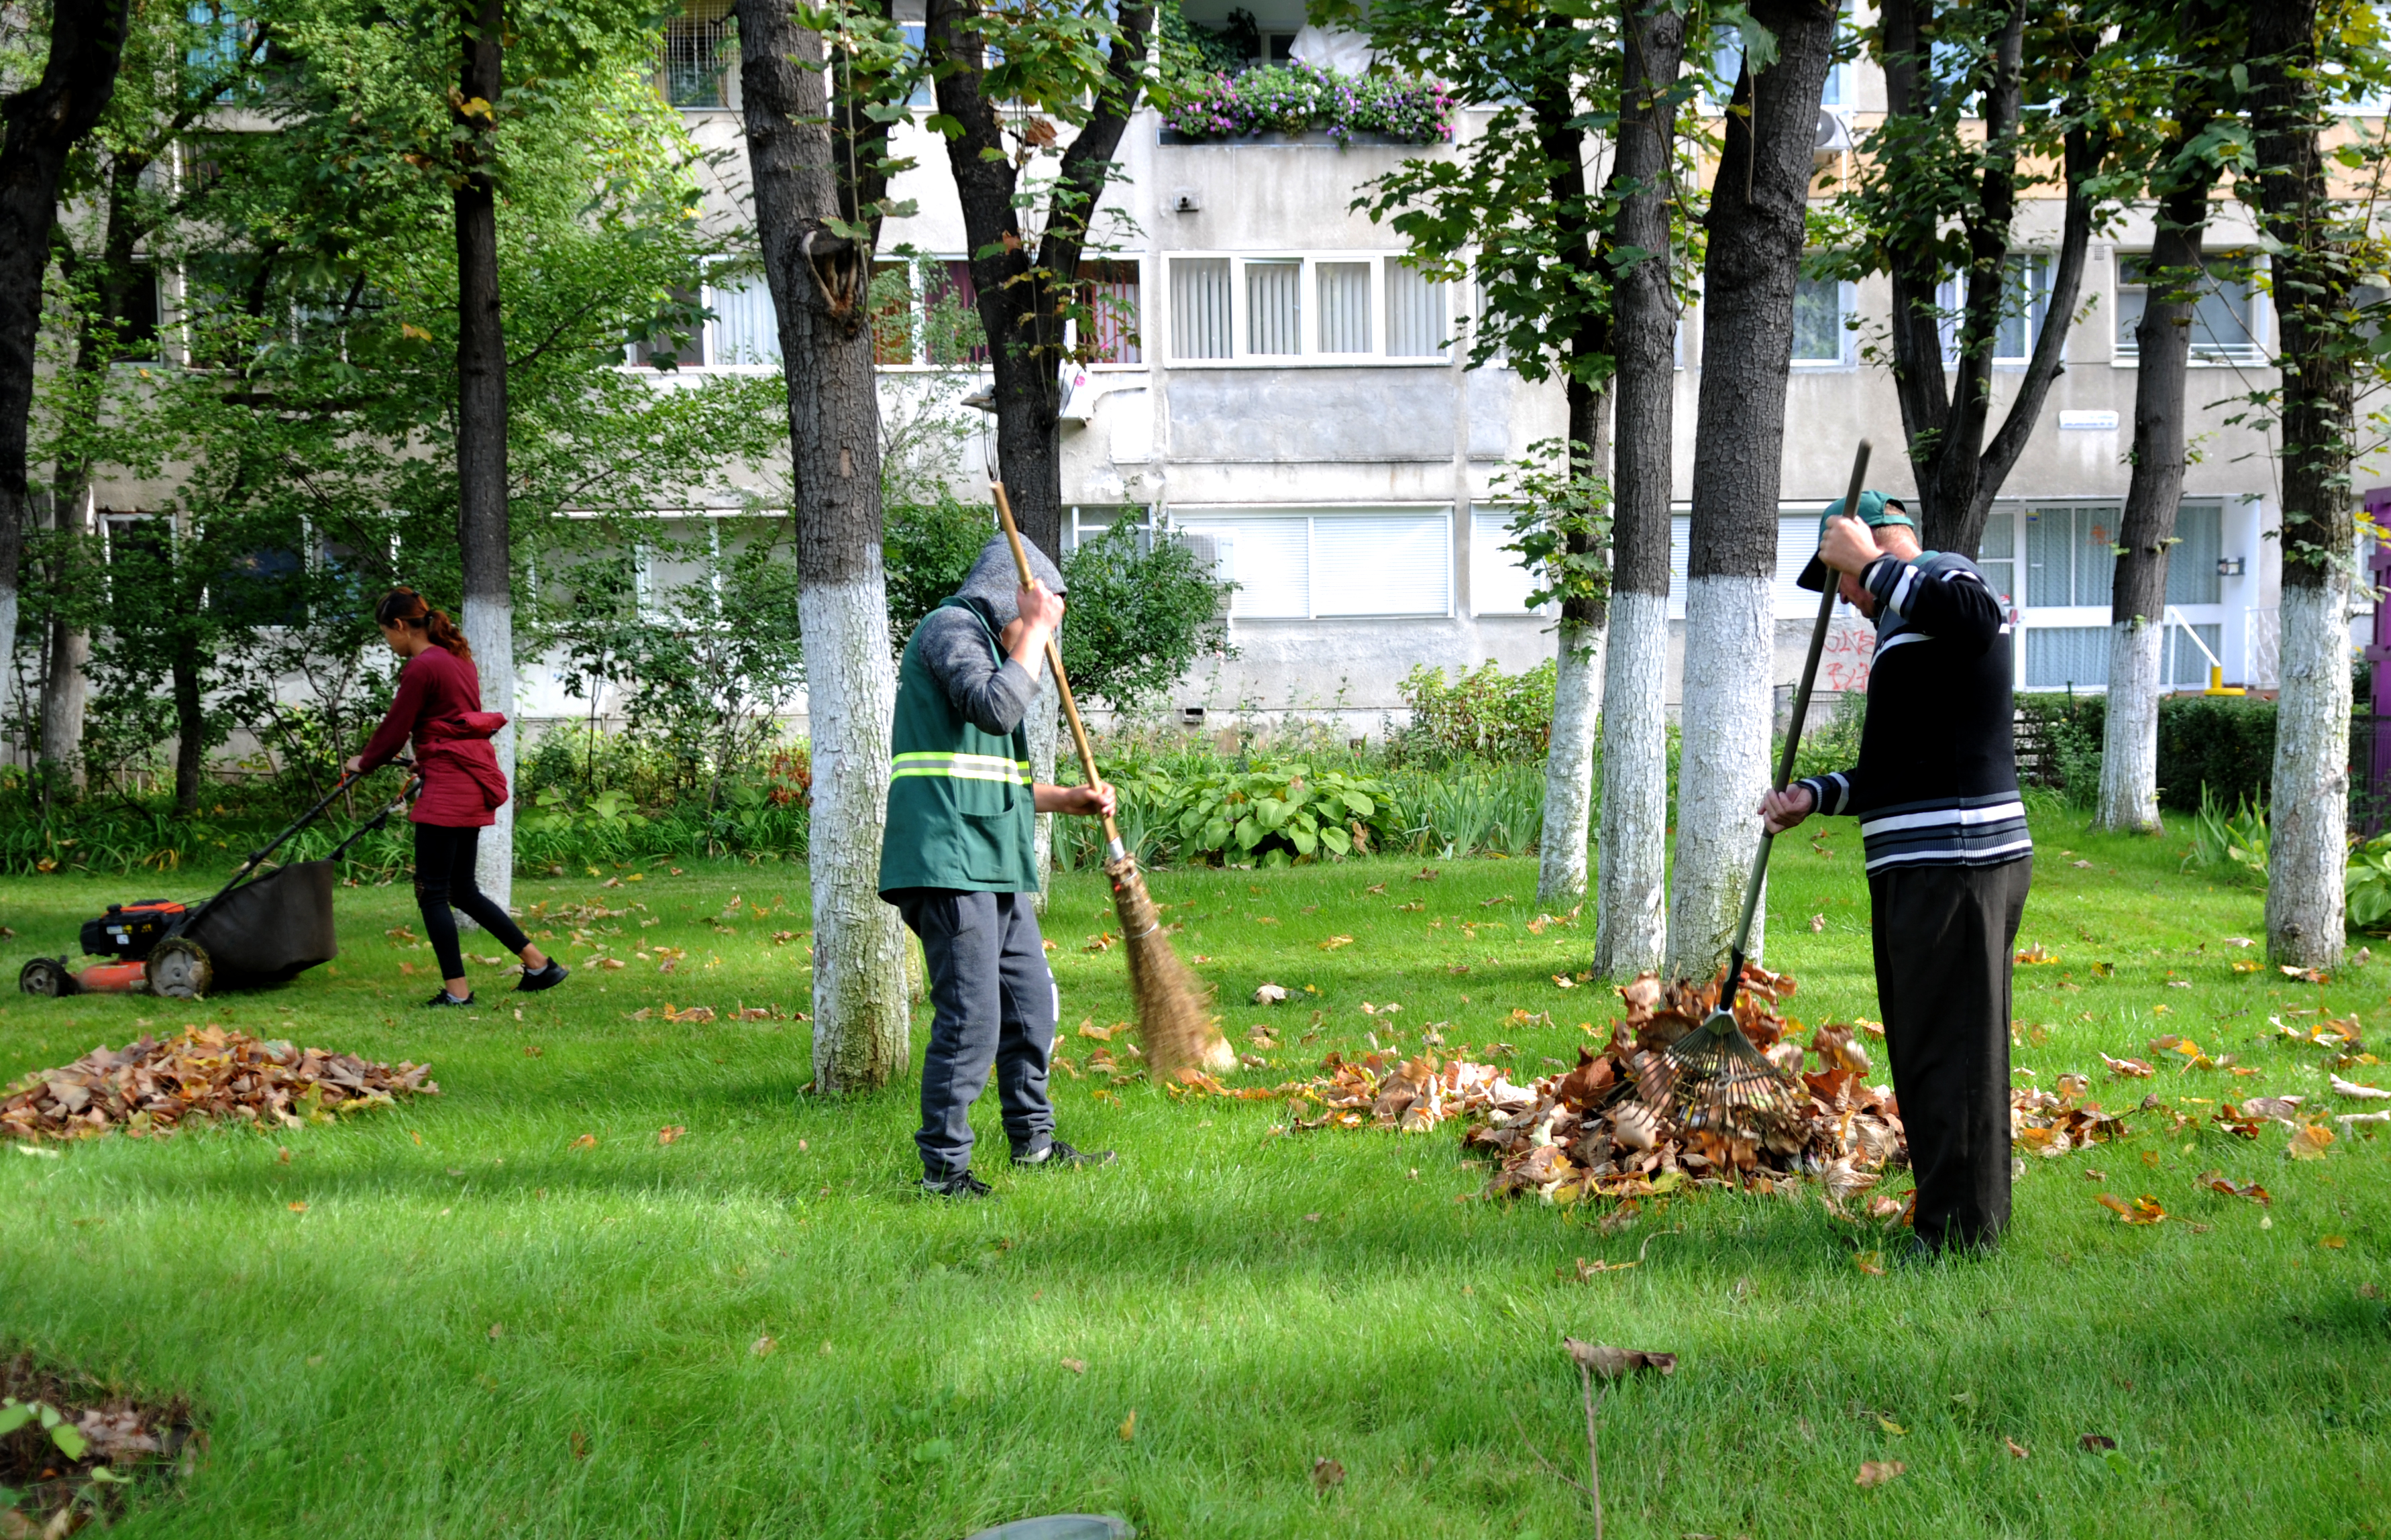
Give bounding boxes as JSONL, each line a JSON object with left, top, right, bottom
{"left": 2097, "top": 124, "right": 2221, "bottom": 833}
{"left": 2252, "top": 0, "right": 2350, "bottom": 968}
{"left": 736, "top": 0, "right": 912, "bottom": 1090}
{"left": 1539, "top": 377, "right": 1610, "bottom": 908}
{"left": 1877, "top": 0, "right": 2102, "bottom": 557}
{"left": 173, "top": 620, "right": 204, "bottom": 812}
{"left": 1027, "top": 673, "right": 1057, "bottom": 911}
{"left": 1666, "top": 0, "right": 1836, "bottom": 982}
{"left": 453, "top": 0, "right": 514, "bottom": 909}
{"left": 0, "top": 0, "right": 131, "bottom": 775}
{"left": 1592, "top": 0, "right": 1685, "bottom": 977}
{"left": 36, "top": 489, "right": 89, "bottom": 793}
{"left": 926, "top": 0, "right": 1153, "bottom": 564}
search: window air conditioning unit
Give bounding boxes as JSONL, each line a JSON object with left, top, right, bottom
{"left": 1814, "top": 109, "right": 1852, "bottom": 154}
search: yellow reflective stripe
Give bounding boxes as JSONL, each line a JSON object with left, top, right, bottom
{"left": 890, "top": 754, "right": 1032, "bottom": 784}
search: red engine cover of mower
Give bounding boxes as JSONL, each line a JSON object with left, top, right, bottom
{"left": 80, "top": 899, "right": 186, "bottom": 960}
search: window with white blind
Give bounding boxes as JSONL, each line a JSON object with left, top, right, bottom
{"left": 709, "top": 274, "right": 780, "bottom": 366}
{"left": 1937, "top": 254, "right": 2052, "bottom": 366}
{"left": 1469, "top": 506, "right": 1545, "bottom": 614}
{"left": 1166, "top": 254, "right": 1450, "bottom": 364}
{"left": 1172, "top": 508, "right": 1452, "bottom": 618}
{"left": 2115, "top": 254, "right": 2264, "bottom": 364}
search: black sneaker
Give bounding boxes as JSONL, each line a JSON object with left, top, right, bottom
{"left": 1013, "top": 1139, "right": 1116, "bottom": 1169}
{"left": 920, "top": 1169, "right": 993, "bottom": 1199}
{"left": 516, "top": 958, "right": 570, "bottom": 993}
{"left": 425, "top": 989, "right": 475, "bottom": 1009}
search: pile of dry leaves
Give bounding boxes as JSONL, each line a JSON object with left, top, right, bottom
{"left": 1181, "top": 968, "right": 1918, "bottom": 1205}
{"left": 1, "top": 1351, "right": 194, "bottom": 1535}
{"left": 1, "top": 1026, "right": 437, "bottom": 1142}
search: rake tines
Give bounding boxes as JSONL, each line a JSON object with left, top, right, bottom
{"left": 1664, "top": 1010, "right": 1799, "bottom": 1135}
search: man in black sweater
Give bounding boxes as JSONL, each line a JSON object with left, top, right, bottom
{"left": 1764, "top": 494, "right": 2032, "bottom": 1256}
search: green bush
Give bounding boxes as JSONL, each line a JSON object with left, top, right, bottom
{"left": 1395, "top": 659, "right": 1556, "bottom": 765}
{"left": 1055, "top": 751, "right": 1406, "bottom": 869}
{"left": 2348, "top": 831, "right": 2391, "bottom": 932}
{"left": 2014, "top": 693, "right": 2276, "bottom": 812}
{"left": 1401, "top": 762, "right": 1545, "bottom": 859}
{"left": 2180, "top": 786, "right": 2268, "bottom": 885}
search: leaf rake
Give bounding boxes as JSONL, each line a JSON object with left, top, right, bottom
{"left": 1664, "top": 439, "right": 1873, "bottom": 1125}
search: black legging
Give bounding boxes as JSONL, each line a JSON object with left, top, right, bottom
{"left": 413, "top": 822, "right": 531, "bottom": 982}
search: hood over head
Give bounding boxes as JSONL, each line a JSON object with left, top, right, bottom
{"left": 958, "top": 535, "right": 1066, "bottom": 628}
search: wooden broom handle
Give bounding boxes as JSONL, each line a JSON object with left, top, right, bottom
{"left": 992, "top": 484, "right": 1126, "bottom": 856}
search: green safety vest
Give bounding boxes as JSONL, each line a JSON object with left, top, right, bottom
{"left": 877, "top": 596, "right": 1037, "bottom": 893}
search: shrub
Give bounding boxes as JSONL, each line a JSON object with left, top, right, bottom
{"left": 1401, "top": 762, "right": 1545, "bottom": 859}
{"left": 2016, "top": 693, "right": 2278, "bottom": 812}
{"left": 2349, "top": 831, "right": 2391, "bottom": 932}
{"left": 1059, "top": 524, "right": 1234, "bottom": 712}
{"left": 1054, "top": 752, "right": 1405, "bottom": 869}
{"left": 2180, "top": 787, "right": 2268, "bottom": 885}
{"left": 1395, "top": 659, "right": 1555, "bottom": 765}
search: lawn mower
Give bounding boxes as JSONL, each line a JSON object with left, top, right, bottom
{"left": 17, "top": 765, "right": 417, "bottom": 1001}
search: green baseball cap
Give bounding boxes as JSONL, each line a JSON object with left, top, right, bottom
{"left": 1797, "top": 490, "right": 1914, "bottom": 592}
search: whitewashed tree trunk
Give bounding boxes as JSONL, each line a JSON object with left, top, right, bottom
{"left": 2268, "top": 578, "right": 2350, "bottom": 969}
{"left": 1594, "top": 589, "right": 1668, "bottom": 976}
{"left": 2096, "top": 617, "right": 2164, "bottom": 834}
{"left": 38, "top": 616, "right": 87, "bottom": 790}
{"left": 1668, "top": 576, "right": 1774, "bottom": 977}
{"left": 1537, "top": 620, "right": 1603, "bottom": 906}
{"left": 802, "top": 572, "right": 912, "bottom": 1088}
{"left": 464, "top": 600, "right": 513, "bottom": 915}
{"left": 0, "top": 582, "right": 15, "bottom": 758}
{"left": 1027, "top": 672, "right": 1058, "bottom": 910}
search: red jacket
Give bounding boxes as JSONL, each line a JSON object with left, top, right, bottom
{"left": 360, "top": 646, "right": 509, "bottom": 827}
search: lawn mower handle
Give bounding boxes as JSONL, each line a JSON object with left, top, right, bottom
{"left": 1720, "top": 439, "right": 1871, "bottom": 1020}
{"left": 181, "top": 759, "right": 415, "bottom": 937}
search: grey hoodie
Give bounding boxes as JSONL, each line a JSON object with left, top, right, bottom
{"left": 912, "top": 536, "right": 1065, "bottom": 736}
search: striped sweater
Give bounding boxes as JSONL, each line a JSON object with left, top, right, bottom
{"left": 1796, "top": 550, "right": 2031, "bottom": 873}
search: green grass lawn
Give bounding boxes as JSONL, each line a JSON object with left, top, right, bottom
{"left": 1, "top": 814, "right": 2386, "bottom": 1539}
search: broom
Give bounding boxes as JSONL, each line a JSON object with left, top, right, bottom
{"left": 991, "top": 484, "right": 1236, "bottom": 1079}
{"left": 1662, "top": 439, "right": 1873, "bottom": 1131}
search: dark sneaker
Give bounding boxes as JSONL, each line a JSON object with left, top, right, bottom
{"left": 425, "top": 989, "right": 475, "bottom": 1009}
{"left": 515, "top": 958, "right": 570, "bottom": 993}
{"left": 920, "top": 1169, "right": 994, "bottom": 1199}
{"left": 1013, "top": 1139, "right": 1116, "bottom": 1169}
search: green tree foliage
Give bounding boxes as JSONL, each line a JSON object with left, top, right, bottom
{"left": 1057, "top": 522, "right": 1230, "bottom": 713}
{"left": 882, "top": 492, "right": 992, "bottom": 651}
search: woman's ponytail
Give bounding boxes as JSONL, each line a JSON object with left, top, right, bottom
{"left": 374, "top": 586, "right": 475, "bottom": 662}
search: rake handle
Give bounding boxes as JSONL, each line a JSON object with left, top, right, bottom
{"left": 991, "top": 483, "right": 1127, "bottom": 863}
{"left": 1720, "top": 439, "right": 1872, "bottom": 1018}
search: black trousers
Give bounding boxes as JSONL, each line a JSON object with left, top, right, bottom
{"left": 1869, "top": 856, "right": 2032, "bottom": 1252}
{"left": 890, "top": 887, "right": 1057, "bottom": 1179}
{"left": 413, "top": 822, "right": 531, "bottom": 981}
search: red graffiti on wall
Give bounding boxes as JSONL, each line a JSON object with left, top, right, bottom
{"left": 1819, "top": 618, "right": 1877, "bottom": 694}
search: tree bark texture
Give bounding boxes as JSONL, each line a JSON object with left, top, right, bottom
{"left": 1539, "top": 376, "right": 1611, "bottom": 908}
{"left": 2252, "top": 0, "right": 2351, "bottom": 967}
{"left": 925, "top": 0, "right": 1152, "bottom": 563}
{"left": 1877, "top": 0, "right": 2097, "bottom": 557}
{"left": 1666, "top": 0, "right": 1836, "bottom": 981}
{"left": 453, "top": 0, "right": 515, "bottom": 909}
{"left": 2096, "top": 68, "right": 2225, "bottom": 834}
{"left": 737, "top": 0, "right": 913, "bottom": 1089}
{"left": 0, "top": 0, "right": 132, "bottom": 769}
{"left": 1593, "top": 0, "right": 1685, "bottom": 975}
{"left": 37, "top": 491, "right": 88, "bottom": 791}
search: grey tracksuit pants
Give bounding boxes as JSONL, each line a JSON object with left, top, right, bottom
{"left": 891, "top": 887, "right": 1057, "bottom": 1179}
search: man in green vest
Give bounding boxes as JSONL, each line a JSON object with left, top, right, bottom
{"left": 881, "top": 537, "right": 1119, "bottom": 1198}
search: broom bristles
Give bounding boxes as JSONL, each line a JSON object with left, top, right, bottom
{"left": 1106, "top": 854, "right": 1234, "bottom": 1077}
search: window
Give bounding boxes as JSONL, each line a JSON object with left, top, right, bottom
{"left": 1168, "top": 254, "right": 1454, "bottom": 364}
{"left": 1246, "top": 260, "right": 1301, "bottom": 355}
{"left": 1791, "top": 275, "right": 1852, "bottom": 364}
{"left": 1172, "top": 258, "right": 1232, "bottom": 360}
{"left": 1171, "top": 508, "right": 1451, "bottom": 618}
{"left": 1385, "top": 259, "right": 1448, "bottom": 357}
{"left": 662, "top": 1, "right": 734, "bottom": 108}
{"left": 2024, "top": 625, "right": 2109, "bottom": 688}
{"left": 1470, "top": 506, "right": 1544, "bottom": 614}
{"left": 212, "top": 542, "right": 307, "bottom": 626}
{"left": 1979, "top": 510, "right": 2016, "bottom": 602}
{"left": 2168, "top": 502, "right": 2222, "bottom": 605}
{"left": 1708, "top": 6, "right": 1851, "bottom": 107}
{"left": 2116, "top": 254, "right": 2263, "bottom": 364}
{"left": 186, "top": 2, "right": 258, "bottom": 101}
{"left": 1079, "top": 260, "right": 1141, "bottom": 365}
{"left": 2024, "top": 505, "right": 2117, "bottom": 608}
{"left": 107, "top": 263, "right": 161, "bottom": 362}
{"left": 628, "top": 286, "right": 705, "bottom": 370}
{"left": 1937, "top": 254, "right": 2051, "bottom": 365}
{"left": 711, "top": 272, "right": 781, "bottom": 366}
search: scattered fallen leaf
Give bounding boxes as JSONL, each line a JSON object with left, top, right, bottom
{"left": 1312, "top": 1456, "right": 1346, "bottom": 1491}
{"left": 750, "top": 1335, "right": 777, "bottom": 1357}
{"left": 1318, "top": 934, "right": 1355, "bottom": 952}
{"left": 2101, "top": 1052, "right": 2155, "bottom": 1079}
{"left": 657, "top": 1125, "right": 685, "bottom": 1145}
{"left": 1856, "top": 1460, "right": 1905, "bottom": 1488}
{"left": 1254, "top": 983, "right": 1289, "bottom": 1005}
{"left": 1562, "top": 1338, "right": 1677, "bottom": 1379}
{"left": 287, "top": 1201, "right": 307, "bottom": 1213}
{"left": 2005, "top": 1437, "right": 2029, "bottom": 1460}
{"left": 2288, "top": 1121, "right": 2336, "bottom": 1160}
{"left": 572, "top": 1134, "right": 598, "bottom": 1150}
{"left": 2096, "top": 1193, "right": 2166, "bottom": 1225}
{"left": 1061, "top": 1357, "right": 1086, "bottom": 1374}
{"left": 2080, "top": 1433, "right": 2117, "bottom": 1452}
{"left": 1118, "top": 1409, "right": 1136, "bottom": 1441}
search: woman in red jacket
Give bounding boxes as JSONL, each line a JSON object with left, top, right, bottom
{"left": 345, "top": 588, "right": 568, "bottom": 1007}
